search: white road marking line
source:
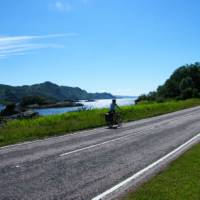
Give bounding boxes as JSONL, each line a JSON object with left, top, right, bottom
{"left": 60, "top": 113, "right": 199, "bottom": 157}
{"left": 59, "top": 134, "right": 135, "bottom": 157}
{"left": 59, "top": 127, "right": 156, "bottom": 157}
{"left": 59, "top": 113, "right": 197, "bottom": 157}
{"left": 91, "top": 133, "right": 200, "bottom": 200}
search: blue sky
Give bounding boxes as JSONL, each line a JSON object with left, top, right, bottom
{"left": 1, "top": 0, "right": 200, "bottom": 95}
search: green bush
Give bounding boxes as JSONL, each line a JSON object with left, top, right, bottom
{"left": 136, "top": 62, "right": 200, "bottom": 103}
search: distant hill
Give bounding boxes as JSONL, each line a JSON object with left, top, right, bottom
{"left": 136, "top": 62, "right": 200, "bottom": 103}
{"left": 0, "top": 81, "right": 114, "bottom": 103}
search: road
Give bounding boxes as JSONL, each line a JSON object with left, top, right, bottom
{"left": 1, "top": 106, "right": 200, "bottom": 200}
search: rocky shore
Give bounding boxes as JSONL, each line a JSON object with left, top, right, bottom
{"left": 0, "top": 100, "right": 84, "bottom": 124}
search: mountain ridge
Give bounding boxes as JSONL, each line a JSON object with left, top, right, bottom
{"left": 0, "top": 81, "right": 114, "bottom": 103}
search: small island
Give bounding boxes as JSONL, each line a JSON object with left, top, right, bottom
{"left": 0, "top": 96, "right": 84, "bottom": 121}
{"left": 22, "top": 97, "right": 83, "bottom": 109}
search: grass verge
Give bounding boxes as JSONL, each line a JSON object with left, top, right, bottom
{"left": 123, "top": 142, "right": 200, "bottom": 200}
{"left": 0, "top": 98, "right": 200, "bottom": 147}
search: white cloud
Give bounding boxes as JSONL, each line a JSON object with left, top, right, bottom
{"left": 49, "top": 1, "right": 72, "bottom": 12}
{"left": 0, "top": 33, "right": 76, "bottom": 59}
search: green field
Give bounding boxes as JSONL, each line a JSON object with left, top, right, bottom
{"left": 123, "top": 142, "right": 200, "bottom": 200}
{"left": 1, "top": 99, "right": 200, "bottom": 147}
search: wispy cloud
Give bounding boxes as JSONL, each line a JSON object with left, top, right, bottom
{"left": 49, "top": 1, "right": 72, "bottom": 12}
{"left": 0, "top": 33, "right": 76, "bottom": 58}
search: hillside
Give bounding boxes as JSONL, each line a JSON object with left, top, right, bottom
{"left": 0, "top": 81, "right": 114, "bottom": 103}
{"left": 136, "top": 62, "right": 200, "bottom": 103}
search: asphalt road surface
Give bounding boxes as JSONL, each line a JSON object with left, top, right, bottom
{"left": 1, "top": 106, "right": 200, "bottom": 200}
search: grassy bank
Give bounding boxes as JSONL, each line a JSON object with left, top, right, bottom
{"left": 0, "top": 99, "right": 200, "bottom": 147}
{"left": 123, "top": 142, "right": 200, "bottom": 200}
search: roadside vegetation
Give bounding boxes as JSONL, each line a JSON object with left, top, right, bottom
{"left": 136, "top": 62, "right": 200, "bottom": 103}
{"left": 1, "top": 98, "right": 200, "bottom": 147}
{"left": 123, "top": 142, "right": 200, "bottom": 200}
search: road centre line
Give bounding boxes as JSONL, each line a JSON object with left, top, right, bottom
{"left": 59, "top": 126, "right": 159, "bottom": 157}
{"left": 60, "top": 112, "right": 199, "bottom": 157}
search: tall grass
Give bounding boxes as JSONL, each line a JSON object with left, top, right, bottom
{"left": 1, "top": 99, "right": 200, "bottom": 147}
{"left": 121, "top": 98, "right": 200, "bottom": 122}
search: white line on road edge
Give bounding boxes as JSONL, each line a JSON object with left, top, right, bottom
{"left": 92, "top": 133, "right": 200, "bottom": 200}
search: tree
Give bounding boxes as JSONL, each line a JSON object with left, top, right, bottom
{"left": 4, "top": 89, "right": 18, "bottom": 103}
{"left": 136, "top": 62, "right": 200, "bottom": 103}
{"left": 20, "top": 96, "right": 48, "bottom": 107}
